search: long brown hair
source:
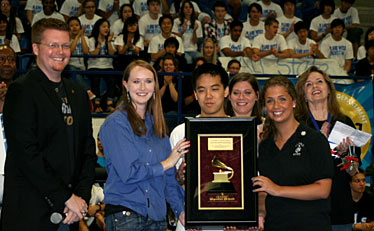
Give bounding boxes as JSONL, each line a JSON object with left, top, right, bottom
{"left": 260, "top": 76, "right": 297, "bottom": 140}
{"left": 295, "top": 66, "right": 344, "bottom": 123}
{"left": 119, "top": 60, "right": 167, "bottom": 138}
{"left": 227, "top": 73, "right": 262, "bottom": 123}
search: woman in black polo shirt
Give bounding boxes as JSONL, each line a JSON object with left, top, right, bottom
{"left": 252, "top": 76, "right": 334, "bottom": 231}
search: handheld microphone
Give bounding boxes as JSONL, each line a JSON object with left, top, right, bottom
{"left": 50, "top": 212, "right": 65, "bottom": 224}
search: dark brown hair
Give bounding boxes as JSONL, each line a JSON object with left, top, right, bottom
{"left": 120, "top": 60, "right": 167, "bottom": 138}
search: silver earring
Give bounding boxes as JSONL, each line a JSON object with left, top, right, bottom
{"left": 127, "top": 92, "right": 130, "bottom": 102}
{"left": 293, "top": 105, "right": 296, "bottom": 108}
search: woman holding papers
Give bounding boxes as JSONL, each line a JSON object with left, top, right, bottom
{"left": 253, "top": 76, "right": 333, "bottom": 231}
{"left": 295, "top": 66, "right": 360, "bottom": 231}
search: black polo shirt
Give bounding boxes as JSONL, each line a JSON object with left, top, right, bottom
{"left": 259, "top": 123, "right": 334, "bottom": 231}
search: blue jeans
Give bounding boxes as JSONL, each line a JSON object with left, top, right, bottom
{"left": 105, "top": 211, "right": 167, "bottom": 231}
{"left": 331, "top": 224, "right": 353, "bottom": 231}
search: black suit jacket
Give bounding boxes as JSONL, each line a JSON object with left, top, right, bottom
{"left": 1, "top": 67, "right": 97, "bottom": 231}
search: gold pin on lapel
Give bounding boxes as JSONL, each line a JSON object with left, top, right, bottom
{"left": 72, "top": 90, "right": 75, "bottom": 94}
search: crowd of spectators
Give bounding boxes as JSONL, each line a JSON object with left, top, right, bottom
{"left": 0, "top": 0, "right": 373, "bottom": 113}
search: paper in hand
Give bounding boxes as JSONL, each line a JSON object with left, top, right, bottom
{"left": 328, "top": 121, "right": 372, "bottom": 149}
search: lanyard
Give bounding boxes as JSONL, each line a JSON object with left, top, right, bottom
{"left": 309, "top": 111, "right": 331, "bottom": 137}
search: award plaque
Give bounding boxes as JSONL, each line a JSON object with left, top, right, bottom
{"left": 185, "top": 117, "right": 258, "bottom": 228}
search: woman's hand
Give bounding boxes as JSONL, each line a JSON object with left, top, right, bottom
{"left": 108, "top": 32, "right": 114, "bottom": 42}
{"left": 164, "top": 75, "right": 173, "bottom": 84}
{"left": 161, "top": 138, "right": 190, "bottom": 171}
{"left": 252, "top": 176, "right": 281, "bottom": 196}
{"left": 336, "top": 137, "right": 354, "bottom": 155}
{"left": 79, "top": 25, "right": 86, "bottom": 37}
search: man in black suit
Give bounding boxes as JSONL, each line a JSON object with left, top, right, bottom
{"left": 1, "top": 18, "right": 97, "bottom": 231}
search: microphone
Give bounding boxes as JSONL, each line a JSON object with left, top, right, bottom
{"left": 50, "top": 211, "right": 87, "bottom": 224}
{"left": 50, "top": 212, "right": 65, "bottom": 224}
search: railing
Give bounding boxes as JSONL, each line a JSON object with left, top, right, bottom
{"left": 16, "top": 53, "right": 374, "bottom": 125}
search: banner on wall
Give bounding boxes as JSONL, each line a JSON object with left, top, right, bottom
{"left": 335, "top": 81, "right": 373, "bottom": 171}
{"left": 219, "top": 57, "right": 348, "bottom": 76}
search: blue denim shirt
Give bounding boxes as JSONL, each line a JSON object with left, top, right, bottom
{"left": 100, "top": 110, "right": 184, "bottom": 221}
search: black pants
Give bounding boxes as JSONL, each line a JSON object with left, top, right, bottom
{"left": 88, "top": 68, "right": 116, "bottom": 100}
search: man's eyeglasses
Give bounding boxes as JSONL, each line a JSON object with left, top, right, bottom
{"left": 1, "top": 3, "right": 10, "bottom": 7}
{"left": 37, "top": 43, "right": 71, "bottom": 50}
{"left": 0, "top": 56, "right": 16, "bottom": 64}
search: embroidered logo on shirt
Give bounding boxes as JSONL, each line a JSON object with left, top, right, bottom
{"left": 293, "top": 142, "right": 304, "bottom": 156}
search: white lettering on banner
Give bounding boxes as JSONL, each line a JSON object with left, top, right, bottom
{"left": 219, "top": 57, "right": 347, "bottom": 76}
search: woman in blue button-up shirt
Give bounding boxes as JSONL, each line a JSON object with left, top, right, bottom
{"left": 100, "top": 60, "right": 190, "bottom": 231}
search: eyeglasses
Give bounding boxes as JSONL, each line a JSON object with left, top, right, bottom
{"left": 85, "top": 6, "right": 95, "bottom": 9}
{"left": 1, "top": 3, "right": 10, "bottom": 7}
{"left": 0, "top": 56, "right": 16, "bottom": 64}
{"left": 37, "top": 42, "right": 71, "bottom": 50}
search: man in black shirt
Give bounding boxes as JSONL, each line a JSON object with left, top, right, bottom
{"left": 1, "top": 18, "right": 96, "bottom": 231}
{"left": 350, "top": 169, "right": 374, "bottom": 230}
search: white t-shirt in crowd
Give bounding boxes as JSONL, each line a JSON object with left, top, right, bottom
{"left": 258, "top": 1, "right": 283, "bottom": 20}
{"left": 310, "top": 15, "right": 336, "bottom": 37}
{"left": 25, "top": 0, "right": 43, "bottom": 14}
{"left": 276, "top": 15, "right": 302, "bottom": 42}
{"left": 111, "top": 19, "right": 124, "bottom": 39}
{"left": 98, "top": 0, "right": 130, "bottom": 25}
{"left": 148, "top": 34, "right": 184, "bottom": 54}
{"left": 60, "top": 0, "right": 81, "bottom": 17}
{"left": 87, "top": 37, "right": 116, "bottom": 69}
{"left": 139, "top": 13, "right": 162, "bottom": 42}
{"left": 333, "top": 7, "right": 360, "bottom": 26}
{"left": 10, "top": 17, "right": 24, "bottom": 34}
{"left": 0, "top": 35, "right": 21, "bottom": 53}
{"left": 320, "top": 36, "right": 353, "bottom": 70}
{"left": 288, "top": 37, "right": 316, "bottom": 59}
{"left": 219, "top": 35, "right": 251, "bottom": 56}
{"left": 357, "top": 45, "right": 366, "bottom": 61}
{"left": 114, "top": 34, "right": 144, "bottom": 55}
{"left": 172, "top": 18, "right": 202, "bottom": 52}
{"left": 242, "top": 21, "right": 264, "bottom": 42}
{"left": 133, "top": 0, "right": 148, "bottom": 17}
{"left": 79, "top": 14, "right": 102, "bottom": 36}
{"left": 69, "top": 35, "right": 89, "bottom": 69}
{"left": 252, "top": 33, "right": 288, "bottom": 59}
{"left": 31, "top": 11, "right": 65, "bottom": 26}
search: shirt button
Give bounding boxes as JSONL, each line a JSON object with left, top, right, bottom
{"left": 146, "top": 162, "right": 149, "bottom": 166}
{"left": 145, "top": 189, "right": 148, "bottom": 193}
{"left": 67, "top": 184, "right": 72, "bottom": 188}
{"left": 149, "top": 149, "right": 152, "bottom": 152}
